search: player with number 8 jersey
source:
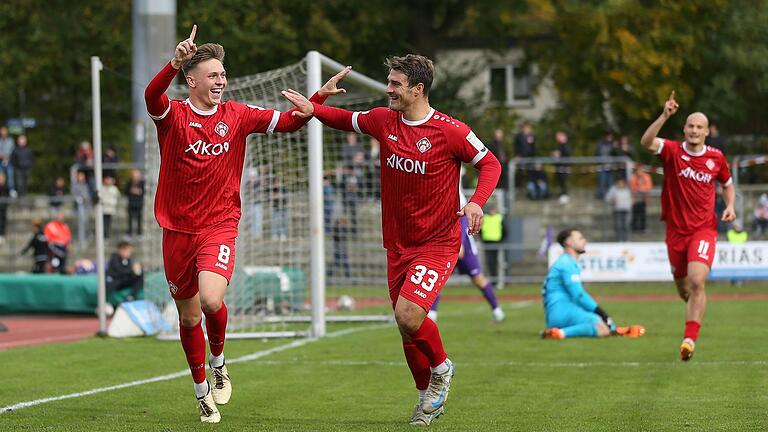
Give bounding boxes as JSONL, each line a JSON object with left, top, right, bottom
{"left": 144, "top": 25, "right": 350, "bottom": 423}
{"left": 282, "top": 54, "right": 501, "bottom": 425}
{"left": 640, "top": 91, "right": 736, "bottom": 362}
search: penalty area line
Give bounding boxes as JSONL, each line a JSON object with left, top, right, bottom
{"left": 1, "top": 324, "right": 390, "bottom": 413}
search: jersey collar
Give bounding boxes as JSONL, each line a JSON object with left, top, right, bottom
{"left": 400, "top": 108, "right": 435, "bottom": 127}
{"left": 682, "top": 142, "right": 706, "bottom": 157}
{"left": 185, "top": 98, "right": 218, "bottom": 116}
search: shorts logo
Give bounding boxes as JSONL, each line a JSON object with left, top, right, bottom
{"left": 414, "top": 289, "right": 428, "bottom": 299}
{"left": 168, "top": 280, "right": 178, "bottom": 295}
{"left": 416, "top": 137, "right": 432, "bottom": 153}
{"left": 214, "top": 121, "right": 229, "bottom": 137}
{"left": 705, "top": 159, "right": 715, "bottom": 170}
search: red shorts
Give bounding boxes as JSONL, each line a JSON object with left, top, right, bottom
{"left": 386, "top": 249, "right": 459, "bottom": 311}
{"left": 665, "top": 229, "right": 717, "bottom": 279}
{"left": 162, "top": 224, "right": 238, "bottom": 300}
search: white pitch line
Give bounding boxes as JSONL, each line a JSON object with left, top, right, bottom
{"left": 1, "top": 324, "right": 390, "bottom": 413}
{"left": 238, "top": 358, "right": 768, "bottom": 368}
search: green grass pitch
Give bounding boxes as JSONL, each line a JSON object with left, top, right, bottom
{"left": 2, "top": 282, "right": 767, "bottom": 431}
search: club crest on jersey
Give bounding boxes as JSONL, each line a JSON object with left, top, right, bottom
{"left": 214, "top": 121, "right": 229, "bottom": 138}
{"left": 416, "top": 137, "right": 432, "bottom": 153}
{"left": 705, "top": 159, "right": 715, "bottom": 171}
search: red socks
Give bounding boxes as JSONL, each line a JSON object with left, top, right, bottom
{"left": 179, "top": 321, "right": 207, "bottom": 384}
{"left": 403, "top": 342, "right": 431, "bottom": 390}
{"left": 684, "top": 320, "right": 701, "bottom": 341}
{"left": 409, "top": 317, "right": 447, "bottom": 368}
{"left": 204, "top": 303, "right": 228, "bottom": 357}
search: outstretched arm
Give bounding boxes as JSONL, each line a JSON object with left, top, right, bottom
{"left": 640, "top": 90, "right": 678, "bottom": 153}
{"left": 145, "top": 25, "right": 198, "bottom": 118}
{"left": 272, "top": 67, "right": 353, "bottom": 133}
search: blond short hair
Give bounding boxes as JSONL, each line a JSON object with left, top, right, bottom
{"left": 182, "top": 43, "right": 225, "bottom": 76}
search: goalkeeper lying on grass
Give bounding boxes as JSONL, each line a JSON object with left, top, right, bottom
{"left": 541, "top": 228, "right": 645, "bottom": 339}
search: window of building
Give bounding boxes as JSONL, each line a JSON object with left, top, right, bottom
{"left": 488, "top": 64, "right": 532, "bottom": 105}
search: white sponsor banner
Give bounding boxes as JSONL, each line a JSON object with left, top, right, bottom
{"left": 547, "top": 242, "right": 768, "bottom": 282}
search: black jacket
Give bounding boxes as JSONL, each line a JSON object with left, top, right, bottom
{"left": 11, "top": 146, "right": 34, "bottom": 170}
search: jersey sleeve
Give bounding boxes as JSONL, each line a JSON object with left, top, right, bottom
{"left": 144, "top": 62, "right": 179, "bottom": 128}
{"left": 562, "top": 262, "right": 598, "bottom": 312}
{"left": 241, "top": 92, "right": 329, "bottom": 134}
{"left": 717, "top": 153, "right": 733, "bottom": 186}
{"left": 449, "top": 123, "right": 501, "bottom": 208}
{"left": 655, "top": 138, "right": 678, "bottom": 165}
{"left": 312, "top": 104, "right": 390, "bottom": 139}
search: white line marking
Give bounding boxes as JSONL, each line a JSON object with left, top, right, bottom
{"left": 1, "top": 324, "right": 389, "bottom": 413}
{"left": 239, "top": 358, "right": 768, "bottom": 368}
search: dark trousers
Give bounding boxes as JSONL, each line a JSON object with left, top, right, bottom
{"left": 127, "top": 208, "right": 142, "bottom": 235}
{"left": 107, "top": 274, "right": 144, "bottom": 305}
{"left": 556, "top": 171, "right": 568, "bottom": 196}
{"left": 631, "top": 202, "right": 646, "bottom": 232}
{"left": 33, "top": 259, "right": 46, "bottom": 273}
{"left": 613, "top": 210, "right": 629, "bottom": 241}
{"left": 0, "top": 206, "right": 6, "bottom": 235}
{"left": 103, "top": 214, "right": 112, "bottom": 238}
{"left": 14, "top": 169, "right": 30, "bottom": 196}
{"left": 484, "top": 245, "right": 500, "bottom": 279}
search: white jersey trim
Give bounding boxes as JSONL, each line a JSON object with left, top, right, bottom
{"left": 352, "top": 111, "right": 362, "bottom": 134}
{"left": 266, "top": 110, "right": 280, "bottom": 134}
{"left": 185, "top": 98, "right": 218, "bottom": 116}
{"left": 723, "top": 177, "right": 733, "bottom": 187}
{"left": 148, "top": 103, "right": 171, "bottom": 121}
{"left": 654, "top": 138, "right": 665, "bottom": 155}
{"left": 401, "top": 108, "right": 435, "bottom": 127}
{"left": 470, "top": 148, "right": 489, "bottom": 166}
{"left": 682, "top": 141, "right": 707, "bottom": 157}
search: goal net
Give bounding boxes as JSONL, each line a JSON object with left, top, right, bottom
{"left": 141, "top": 52, "right": 392, "bottom": 339}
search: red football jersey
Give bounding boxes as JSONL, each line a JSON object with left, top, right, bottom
{"left": 145, "top": 62, "right": 322, "bottom": 234}
{"left": 149, "top": 99, "right": 281, "bottom": 233}
{"left": 656, "top": 139, "right": 732, "bottom": 235}
{"left": 351, "top": 107, "right": 493, "bottom": 252}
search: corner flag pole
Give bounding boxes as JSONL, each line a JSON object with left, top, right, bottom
{"left": 92, "top": 56, "right": 107, "bottom": 336}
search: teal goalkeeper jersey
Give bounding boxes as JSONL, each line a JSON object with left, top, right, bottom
{"left": 542, "top": 253, "right": 598, "bottom": 312}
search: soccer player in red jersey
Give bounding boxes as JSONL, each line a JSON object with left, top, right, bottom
{"left": 282, "top": 54, "right": 501, "bottom": 425}
{"left": 144, "top": 25, "right": 349, "bottom": 423}
{"left": 640, "top": 91, "right": 736, "bottom": 361}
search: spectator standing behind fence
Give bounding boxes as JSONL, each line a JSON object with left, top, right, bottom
{"left": 11, "top": 134, "right": 34, "bottom": 197}
{"left": 124, "top": 169, "right": 145, "bottom": 237}
{"left": 328, "top": 215, "right": 351, "bottom": 278}
{"left": 341, "top": 133, "right": 364, "bottom": 233}
{"left": 44, "top": 211, "right": 71, "bottom": 274}
{"left": 705, "top": 123, "right": 725, "bottom": 155}
{"left": 106, "top": 240, "right": 144, "bottom": 306}
{"left": 368, "top": 137, "right": 381, "bottom": 200}
{"left": 0, "top": 126, "right": 16, "bottom": 196}
{"left": 75, "top": 141, "right": 94, "bottom": 183}
{"left": 630, "top": 163, "right": 653, "bottom": 233}
{"left": 101, "top": 176, "right": 120, "bottom": 239}
{"left": 0, "top": 173, "right": 8, "bottom": 243}
{"left": 715, "top": 184, "right": 728, "bottom": 234}
{"left": 595, "top": 132, "right": 614, "bottom": 199}
{"left": 72, "top": 171, "right": 92, "bottom": 247}
{"left": 270, "top": 176, "right": 288, "bottom": 241}
{"left": 754, "top": 193, "right": 768, "bottom": 239}
{"left": 103, "top": 146, "right": 118, "bottom": 181}
{"left": 488, "top": 129, "right": 508, "bottom": 189}
{"left": 611, "top": 135, "right": 634, "bottom": 180}
{"left": 21, "top": 219, "right": 48, "bottom": 273}
{"left": 605, "top": 177, "right": 632, "bottom": 241}
{"left": 322, "top": 170, "right": 335, "bottom": 234}
{"left": 48, "top": 176, "right": 67, "bottom": 216}
{"left": 480, "top": 204, "right": 505, "bottom": 280}
{"left": 515, "top": 123, "right": 537, "bottom": 197}
{"left": 552, "top": 131, "right": 571, "bottom": 201}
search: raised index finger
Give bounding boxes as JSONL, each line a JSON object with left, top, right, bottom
{"left": 189, "top": 24, "right": 197, "bottom": 42}
{"left": 669, "top": 90, "right": 675, "bottom": 101}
